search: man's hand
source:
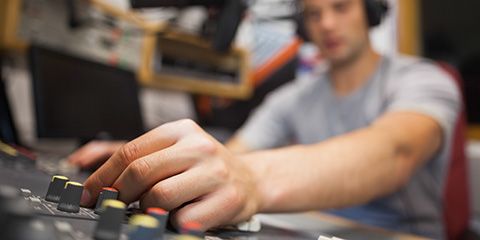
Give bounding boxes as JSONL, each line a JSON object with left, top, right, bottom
{"left": 68, "top": 141, "right": 125, "bottom": 169}
{"left": 80, "top": 119, "right": 260, "bottom": 230}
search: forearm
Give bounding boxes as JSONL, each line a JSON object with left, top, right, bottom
{"left": 225, "top": 136, "right": 252, "bottom": 154}
{"left": 241, "top": 126, "right": 424, "bottom": 213}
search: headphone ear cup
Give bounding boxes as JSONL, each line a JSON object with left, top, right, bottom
{"left": 365, "top": 0, "right": 388, "bottom": 27}
{"left": 365, "top": 0, "right": 379, "bottom": 27}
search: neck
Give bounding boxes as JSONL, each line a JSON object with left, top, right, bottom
{"left": 329, "top": 45, "right": 381, "bottom": 97}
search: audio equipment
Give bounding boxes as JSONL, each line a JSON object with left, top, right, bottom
{"left": 130, "top": 0, "right": 247, "bottom": 52}
{"left": 0, "top": 141, "right": 345, "bottom": 240}
{"left": 364, "top": 0, "right": 389, "bottom": 27}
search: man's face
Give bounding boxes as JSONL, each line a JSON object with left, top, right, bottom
{"left": 303, "top": 0, "right": 371, "bottom": 65}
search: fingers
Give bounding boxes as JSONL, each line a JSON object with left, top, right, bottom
{"left": 67, "top": 141, "right": 102, "bottom": 166}
{"left": 111, "top": 145, "right": 194, "bottom": 204}
{"left": 172, "top": 187, "right": 247, "bottom": 231}
{"left": 68, "top": 141, "right": 124, "bottom": 169}
{"left": 139, "top": 165, "right": 222, "bottom": 211}
{"left": 111, "top": 131, "right": 219, "bottom": 204}
{"left": 81, "top": 119, "right": 202, "bottom": 206}
{"left": 78, "top": 118, "right": 258, "bottom": 231}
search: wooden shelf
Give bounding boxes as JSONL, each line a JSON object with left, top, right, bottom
{"left": 89, "top": 0, "right": 168, "bottom": 33}
{"left": 75, "top": 1, "right": 253, "bottom": 99}
{"left": 77, "top": 0, "right": 253, "bottom": 99}
{"left": 468, "top": 125, "right": 480, "bottom": 140}
{"left": 138, "top": 30, "right": 252, "bottom": 99}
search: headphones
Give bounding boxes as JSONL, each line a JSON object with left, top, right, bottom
{"left": 296, "top": 0, "right": 389, "bottom": 41}
{"left": 364, "top": 0, "right": 389, "bottom": 27}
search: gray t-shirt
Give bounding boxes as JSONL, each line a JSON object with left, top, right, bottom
{"left": 238, "top": 55, "right": 461, "bottom": 238}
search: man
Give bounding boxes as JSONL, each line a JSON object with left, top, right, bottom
{"left": 71, "top": 0, "right": 460, "bottom": 238}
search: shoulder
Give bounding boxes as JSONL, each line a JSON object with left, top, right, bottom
{"left": 386, "top": 54, "right": 459, "bottom": 92}
{"left": 384, "top": 55, "right": 461, "bottom": 133}
{"left": 388, "top": 54, "right": 452, "bottom": 79}
{"left": 388, "top": 54, "right": 438, "bottom": 73}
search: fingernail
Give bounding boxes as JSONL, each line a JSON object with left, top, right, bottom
{"left": 80, "top": 189, "right": 91, "bottom": 206}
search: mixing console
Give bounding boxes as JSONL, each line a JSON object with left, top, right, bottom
{"left": 0, "top": 141, "right": 344, "bottom": 240}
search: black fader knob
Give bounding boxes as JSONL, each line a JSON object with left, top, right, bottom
{"left": 45, "top": 175, "right": 69, "bottom": 203}
{"left": 94, "top": 199, "right": 126, "bottom": 240}
{"left": 94, "top": 187, "right": 119, "bottom": 214}
{"left": 57, "top": 181, "right": 83, "bottom": 213}
{"left": 128, "top": 214, "right": 159, "bottom": 240}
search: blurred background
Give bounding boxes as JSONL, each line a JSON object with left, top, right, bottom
{"left": 1, "top": 0, "right": 479, "bottom": 235}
